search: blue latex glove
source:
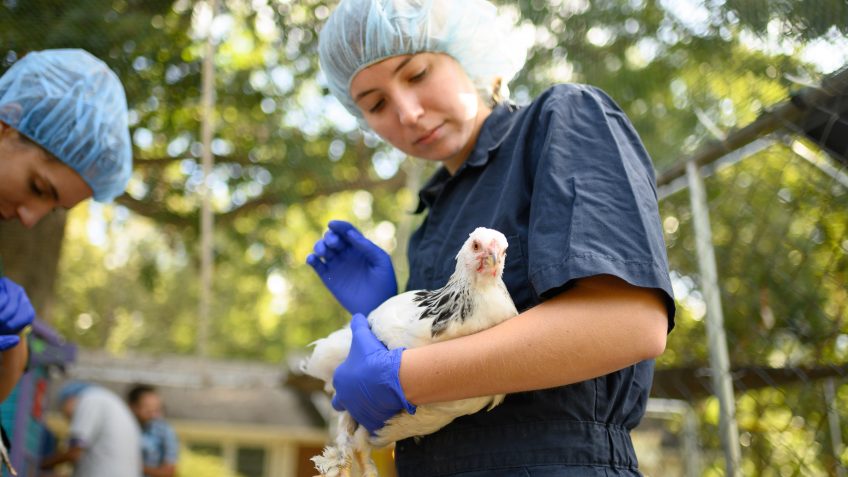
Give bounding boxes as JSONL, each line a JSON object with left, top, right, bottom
{"left": 331, "top": 314, "right": 416, "bottom": 434}
{"left": 306, "top": 220, "right": 397, "bottom": 316}
{"left": 0, "top": 335, "right": 21, "bottom": 351}
{"left": 0, "top": 277, "right": 35, "bottom": 334}
{"left": 0, "top": 277, "right": 35, "bottom": 350}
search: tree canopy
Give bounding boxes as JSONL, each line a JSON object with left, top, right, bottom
{"left": 3, "top": 0, "right": 843, "bottom": 356}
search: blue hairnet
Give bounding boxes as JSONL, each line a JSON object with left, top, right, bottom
{"left": 0, "top": 49, "right": 132, "bottom": 202}
{"left": 318, "top": 0, "right": 532, "bottom": 120}
{"left": 58, "top": 381, "right": 92, "bottom": 404}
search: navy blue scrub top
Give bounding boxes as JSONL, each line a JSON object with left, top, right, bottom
{"left": 396, "top": 84, "right": 676, "bottom": 476}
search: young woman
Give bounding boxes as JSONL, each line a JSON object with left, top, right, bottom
{"left": 0, "top": 49, "right": 132, "bottom": 403}
{"left": 306, "top": 1, "right": 676, "bottom": 475}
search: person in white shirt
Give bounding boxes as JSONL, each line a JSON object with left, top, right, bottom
{"left": 41, "top": 382, "right": 142, "bottom": 477}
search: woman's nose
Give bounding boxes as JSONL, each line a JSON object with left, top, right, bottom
{"left": 16, "top": 201, "right": 53, "bottom": 228}
{"left": 396, "top": 93, "right": 423, "bottom": 126}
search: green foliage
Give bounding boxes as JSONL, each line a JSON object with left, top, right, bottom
{"left": 724, "top": 0, "right": 848, "bottom": 40}
{"left": 662, "top": 143, "right": 848, "bottom": 367}
{"left": 180, "top": 446, "right": 246, "bottom": 477}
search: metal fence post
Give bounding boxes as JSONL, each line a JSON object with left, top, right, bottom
{"left": 646, "top": 399, "right": 703, "bottom": 477}
{"left": 198, "top": 0, "right": 218, "bottom": 357}
{"left": 825, "top": 378, "right": 846, "bottom": 477}
{"left": 682, "top": 402, "right": 702, "bottom": 477}
{"left": 686, "top": 160, "right": 742, "bottom": 475}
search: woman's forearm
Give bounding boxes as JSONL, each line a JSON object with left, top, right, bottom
{"left": 399, "top": 274, "right": 668, "bottom": 406}
{"left": 0, "top": 339, "right": 28, "bottom": 402}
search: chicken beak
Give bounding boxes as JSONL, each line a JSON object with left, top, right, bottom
{"left": 487, "top": 251, "right": 498, "bottom": 269}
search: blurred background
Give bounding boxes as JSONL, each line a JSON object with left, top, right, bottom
{"left": 1, "top": 0, "right": 847, "bottom": 476}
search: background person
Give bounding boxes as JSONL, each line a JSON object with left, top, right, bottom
{"left": 307, "top": 0, "right": 675, "bottom": 475}
{"left": 127, "top": 384, "right": 179, "bottom": 477}
{"left": 41, "top": 381, "right": 142, "bottom": 477}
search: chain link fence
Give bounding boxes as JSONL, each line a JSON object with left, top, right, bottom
{"left": 641, "top": 57, "right": 848, "bottom": 477}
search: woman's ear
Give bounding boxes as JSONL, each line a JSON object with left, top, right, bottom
{"left": 489, "top": 77, "right": 503, "bottom": 106}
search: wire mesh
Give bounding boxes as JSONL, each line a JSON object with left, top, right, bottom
{"left": 648, "top": 63, "right": 848, "bottom": 477}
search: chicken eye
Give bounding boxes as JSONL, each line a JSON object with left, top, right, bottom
{"left": 472, "top": 241, "right": 480, "bottom": 251}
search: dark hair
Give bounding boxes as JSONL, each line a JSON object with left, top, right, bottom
{"left": 127, "top": 383, "right": 157, "bottom": 405}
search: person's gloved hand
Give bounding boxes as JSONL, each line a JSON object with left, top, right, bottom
{"left": 331, "top": 314, "right": 416, "bottom": 434}
{"left": 0, "top": 277, "right": 35, "bottom": 351}
{"left": 0, "top": 335, "right": 21, "bottom": 351}
{"left": 306, "top": 220, "right": 397, "bottom": 316}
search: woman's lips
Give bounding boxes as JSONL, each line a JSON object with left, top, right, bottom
{"left": 415, "top": 124, "right": 444, "bottom": 146}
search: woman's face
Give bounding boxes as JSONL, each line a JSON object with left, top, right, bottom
{"left": 349, "top": 53, "right": 492, "bottom": 173}
{"left": 0, "top": 123, "right": 93, "bottom": 228}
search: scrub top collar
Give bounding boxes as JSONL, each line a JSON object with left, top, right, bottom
{"left": 414, "top": 101, "right": 518, "bottom": 214}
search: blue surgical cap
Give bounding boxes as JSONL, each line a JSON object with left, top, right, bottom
{"left": 0, "top": 49, "right": 132, "bottom": 202}
{"left": 318, "top": 0, "right": 532, "bottom": 120}
{"left": 58, "top": 381, "right": 91, "bottom": 405}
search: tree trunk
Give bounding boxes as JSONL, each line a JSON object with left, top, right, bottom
{"left": 0, "top": 211, "right": 68, "bottom": 323}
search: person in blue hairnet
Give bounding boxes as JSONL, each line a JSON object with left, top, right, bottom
{"left": 0, "top": 49, "right": 131, "bottom": 409}
{"left": 306, "top": 0, "right": 676, "bottom": 475}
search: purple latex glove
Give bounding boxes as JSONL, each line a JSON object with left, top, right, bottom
{"left": 306, "top": 220, "right": 397, "bottom": 316}
{"left": 0, "top": 277, "right": 34, "bottom": 351}
{"left": 331, "top": 314, "right": 416, "bottom": 434}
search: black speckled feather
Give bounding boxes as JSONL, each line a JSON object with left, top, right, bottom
{"left": 412, "top": 282, "right": 474, "bottom": 337}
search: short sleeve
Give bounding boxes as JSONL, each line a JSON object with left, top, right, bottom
{"left": 162, "top": 422, "right": 180, "bottom": 464}
{"left": 527, "top": 85, "right": 675, "bottom": 326}
{"left": 69, "top": 394, "right": 100, "bottom": 448}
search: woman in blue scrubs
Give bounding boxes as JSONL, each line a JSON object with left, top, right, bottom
{"left": 307, "top": 1, "right": 676, "bottom": 475}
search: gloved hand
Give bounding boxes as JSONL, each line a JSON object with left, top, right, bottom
{"left": 331, "top": 314, "right": 416, "bottom": 434}
{"left": 306, "top": 220, "right": 397, "bottom": 316}
{"left": 0, "top": 335, "right": 21, "bottom": 351}
{"left": 0, "top": 277, "right": 35, "bottom": 351}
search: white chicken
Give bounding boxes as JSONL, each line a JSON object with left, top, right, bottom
{"left": 301, "top": 227, "right": 518, "bottom": 477}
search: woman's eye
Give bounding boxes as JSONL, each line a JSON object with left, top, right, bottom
{"left": 30, "top": 180, "right": 45, "bottom": 197}
{"left": 369, "top": 99, "right": 385, "bottom": 113}
{"left": 410, "top": 69, "right": 427, "bottom": 82}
